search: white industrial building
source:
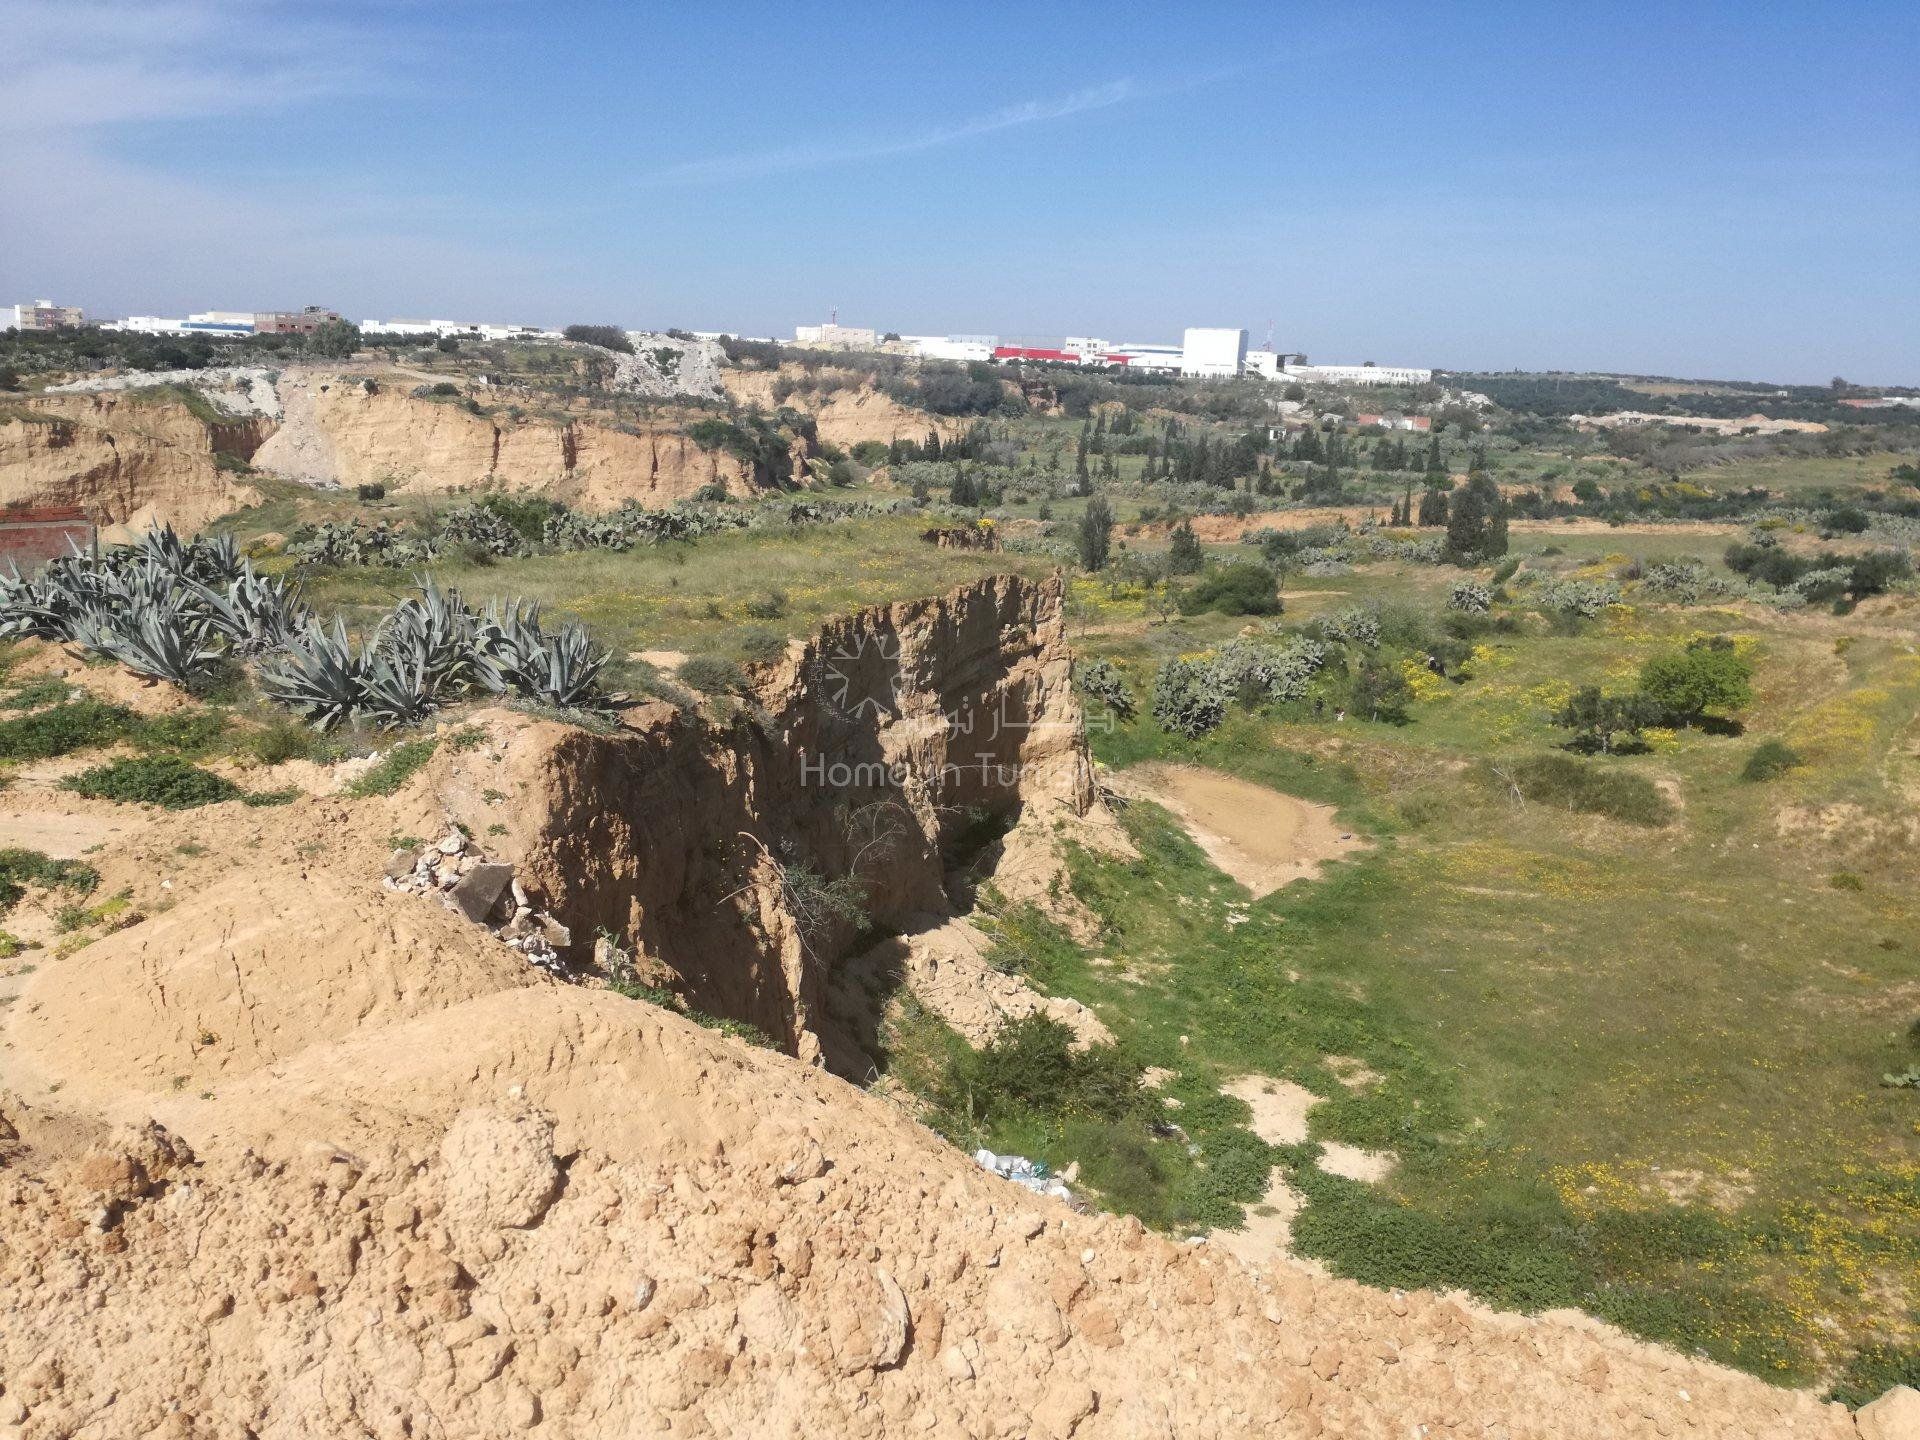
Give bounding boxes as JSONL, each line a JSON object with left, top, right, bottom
{"left": 1108, "top": 342, "right": 1183, "bottom": 373}
{"left": 106, "top": 312, "right": 253, "bottom": 337}
{"left": 792, "top": 321, "right": 878, "bottom": 350}
{"left": 1280, "top": 362, "right": 1433, "bottom": 386}
{"left": 902, "top": 334, "right": 998, "bottom": 363}
{"left": 360, "top": 319, "right": 557, "bottom": 341}
{"left": 1180, "top": 327, "right": 1248, "bottom": 378}
{"left": 1244, "top": 348, "right": 1283, "bottom": 380}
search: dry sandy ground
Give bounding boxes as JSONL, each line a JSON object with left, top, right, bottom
{"left": 0, "top": 806, "right": 132, "bottom": 860}
{"left": 1109, "top": 763, "right": 1368, "bottom": 897}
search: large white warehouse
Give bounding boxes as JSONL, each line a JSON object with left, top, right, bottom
{"left": 1180, "top": 327, "right": 1248, "bottom": 378}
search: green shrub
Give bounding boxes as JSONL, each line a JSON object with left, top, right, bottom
{"left": 0, "top": 699, "right": 137, "bottom": 761}
{"left": 1179, "top": 562, "right": 1281, "bottom": 617}
{"left": 63, "top": 756, "right": 241, "bottom": 810}
{"left": 742, "top": 589, "right": 789, "bottom": 620}
{"left": 678, "top": 655, "right": 748, "bottom": 695}
{"left": 0, "top": 677, "right": 72, "bottom": 711}
{"left": 735, "top": 628, "right": 787, "bottom": 664}
{"left": 1639, "top": 636, "right": 1752, "bottom": 725}
{"left": 1740, "top": 739, "right": 1804, "bottom": 782}
{"left": 238, "top": 716, "right": 329, "bottom": 766}
{"left": 0, "top": 848, "right": 98, "bottom": 912}
{"left": 1503, "top": 753, "right": 1675, "bottom": 826}
{"left": 1830, "top": 871, "right": 1865, "bottom": 892}
{"left": 133, "top": 711, "right": 228, "bottom": 757}
{"left": 937, "top": 1014, "right": 1143, "bottom": 1126}
{"left": 1826, "top": 1342, "right": 1920, "bottom": 1408}
{"left": 346, "top": 737, "right": 439, "bottom": 797}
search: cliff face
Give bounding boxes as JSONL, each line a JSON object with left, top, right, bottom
{"left": 0, "top": 392, "right": 264, "bottom": 533}
{"left": 421, "top": 573, "right": 1093, "bottom": 1069}
{"left": 723, "top": 368, "right": 963, "bottom": 448}
{"left": 252, "top": 371, "right": 763, "bottom": 504}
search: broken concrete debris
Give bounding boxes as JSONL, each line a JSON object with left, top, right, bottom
{"left": 382, "top": 830, "right": 570, "bottom": 973}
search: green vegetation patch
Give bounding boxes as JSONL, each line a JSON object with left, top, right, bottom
{"left": 63, "top": 756, "right": 242, "bottom": 810}
{"left": 0, "top": 848, "right": 99, "bottom": 912}
{"left": 1501, "top": 753, "right": 1677, "bottom": 826}
{"left": 345, "top": 737, "right": 439, "bottom": 797}
{"left": 0, "top": 699, "right": 139, "bottom": 762}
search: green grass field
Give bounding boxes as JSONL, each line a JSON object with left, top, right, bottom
{"left": 893, "top": 526, "right": 1920, "bottom": 1390}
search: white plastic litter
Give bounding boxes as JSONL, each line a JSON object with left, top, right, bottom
{"left": 973, "top": 1149, "right": 1072, "bottom": 1202}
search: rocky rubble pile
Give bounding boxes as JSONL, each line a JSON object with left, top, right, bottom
{"left": 383, "top": 828, "right": 572, "bottom": 973}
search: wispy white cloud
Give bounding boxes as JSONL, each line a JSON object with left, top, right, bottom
{"left": 644, "top": 79, "right": 1138, "bottom": 187}
{"left": 0, "top": 0, "right": 376, "bottom": 132}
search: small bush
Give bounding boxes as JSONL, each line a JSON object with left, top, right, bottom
{"left": 0, "top": 848, "right": 98, "bottom": 912}
{"left": 735, "top": 628, "right": 787, "bottom": 664}
{"left": 678, "top": 655, "right": 749, "bottom": 695}
{"left": 938, "top": 1014, "right": 1143, "bottom": 1126}
{"left": 1739, "top": 739, "right": 1803, "bottom": 782}
{"left": 1504, "top": 754, "right": 1675, "bottom": 826}
{"left": 133, "top": 711, "right": 228, "bottom": 757}
{"left": 64, "top": 756, "right": 241, "bottom": 810}
{"left": 1179, "top": 562, "right": 1281, "bottom": 617}
{"left": 1826, "top": 1342, "right": 1920, "bottom": 1408}
{"left": 0, "top": 677, "right": 72, "bottom": 711}
{"left": 346, "top": 737, "right": 439, "bottom": 797}
{"left": 742, "top": 589, "right": 789, "bottom": 620}
{"left": 239, "top": 716, "right": 329, "bottom": 766}
{"left": 0, "top": 699, "right": 137, "bottom": 761}
{"left": 1830, "top": 871, "right": 1865, "bottom": 892}
{"left": 356, "top": 482, "right": 387, "bottom": 502}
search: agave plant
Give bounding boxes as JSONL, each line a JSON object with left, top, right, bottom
{"left": 87, "top": 589, "right": 226, "bottom": 688}
{"left": 185, "top": 531, "right": 243, "bottom": 583}
{"left": 258, "top": 618, "right": 371, "bottom": 730}
{"left": 0, "top": 566, "right": 75, "bottom": 640}
{"left": 361, "top": 644, "right": 440, "bottom": 727}
{"left": 515, "top": 621, "right": 612, "bottom": 710}
{"left": 378, "top": 578, "right": 484, "bottom": 694}
{"left": 188, "top": 563, "right": 310, "bottom": 655}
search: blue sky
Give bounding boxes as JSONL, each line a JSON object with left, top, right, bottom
{"left": 2, "top": 0, "right": 1915, "bottom": 382}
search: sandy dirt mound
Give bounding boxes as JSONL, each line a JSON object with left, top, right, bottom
{"left": 0, "top": 805, "right": 134, "bottom": 859}
{"left": 6, "top": 869, "right": 538, "bottom": 1115}
{"left": 833, "top": 913, "right": 1111, "bottom": 1054}
{"left": 0, "top": 971, "right": 1865, "bottom": 1439}
{"left": 4, "top": 638, "right": 196, "bottom": 716}
{"left": 1110, "top": 763, "right": 1367, "bottom": 896}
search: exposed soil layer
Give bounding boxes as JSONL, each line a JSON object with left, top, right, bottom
{"left": 1110, "top": 763, "right": 1367, "bottom": 896}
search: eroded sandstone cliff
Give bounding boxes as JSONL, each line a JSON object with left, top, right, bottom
{"left": 0, "top": 391, "right": 264, "bottom": 533}
{"left": 394, "top": 573, "right": 1098, "bottom": 1069}
{"left": 252, "top": 371, "right": 769, "bottom": 504}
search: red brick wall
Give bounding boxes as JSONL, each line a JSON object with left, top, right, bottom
{"left": 0, "top": 517, "right": 95, "bottom": 575}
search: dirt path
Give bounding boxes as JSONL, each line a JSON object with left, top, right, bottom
{"left": 1110, "top": 762, "right": 1367, "bottom": 897}
{"left": 0, "top": 807, "right": 136, "bottom": 859}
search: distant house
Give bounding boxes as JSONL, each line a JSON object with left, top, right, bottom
{"left": 1355, "top": 412, "right": 1431, "bottom": 432}
{"left": 0, "top": 505, "right": 93, "bottom": 574}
